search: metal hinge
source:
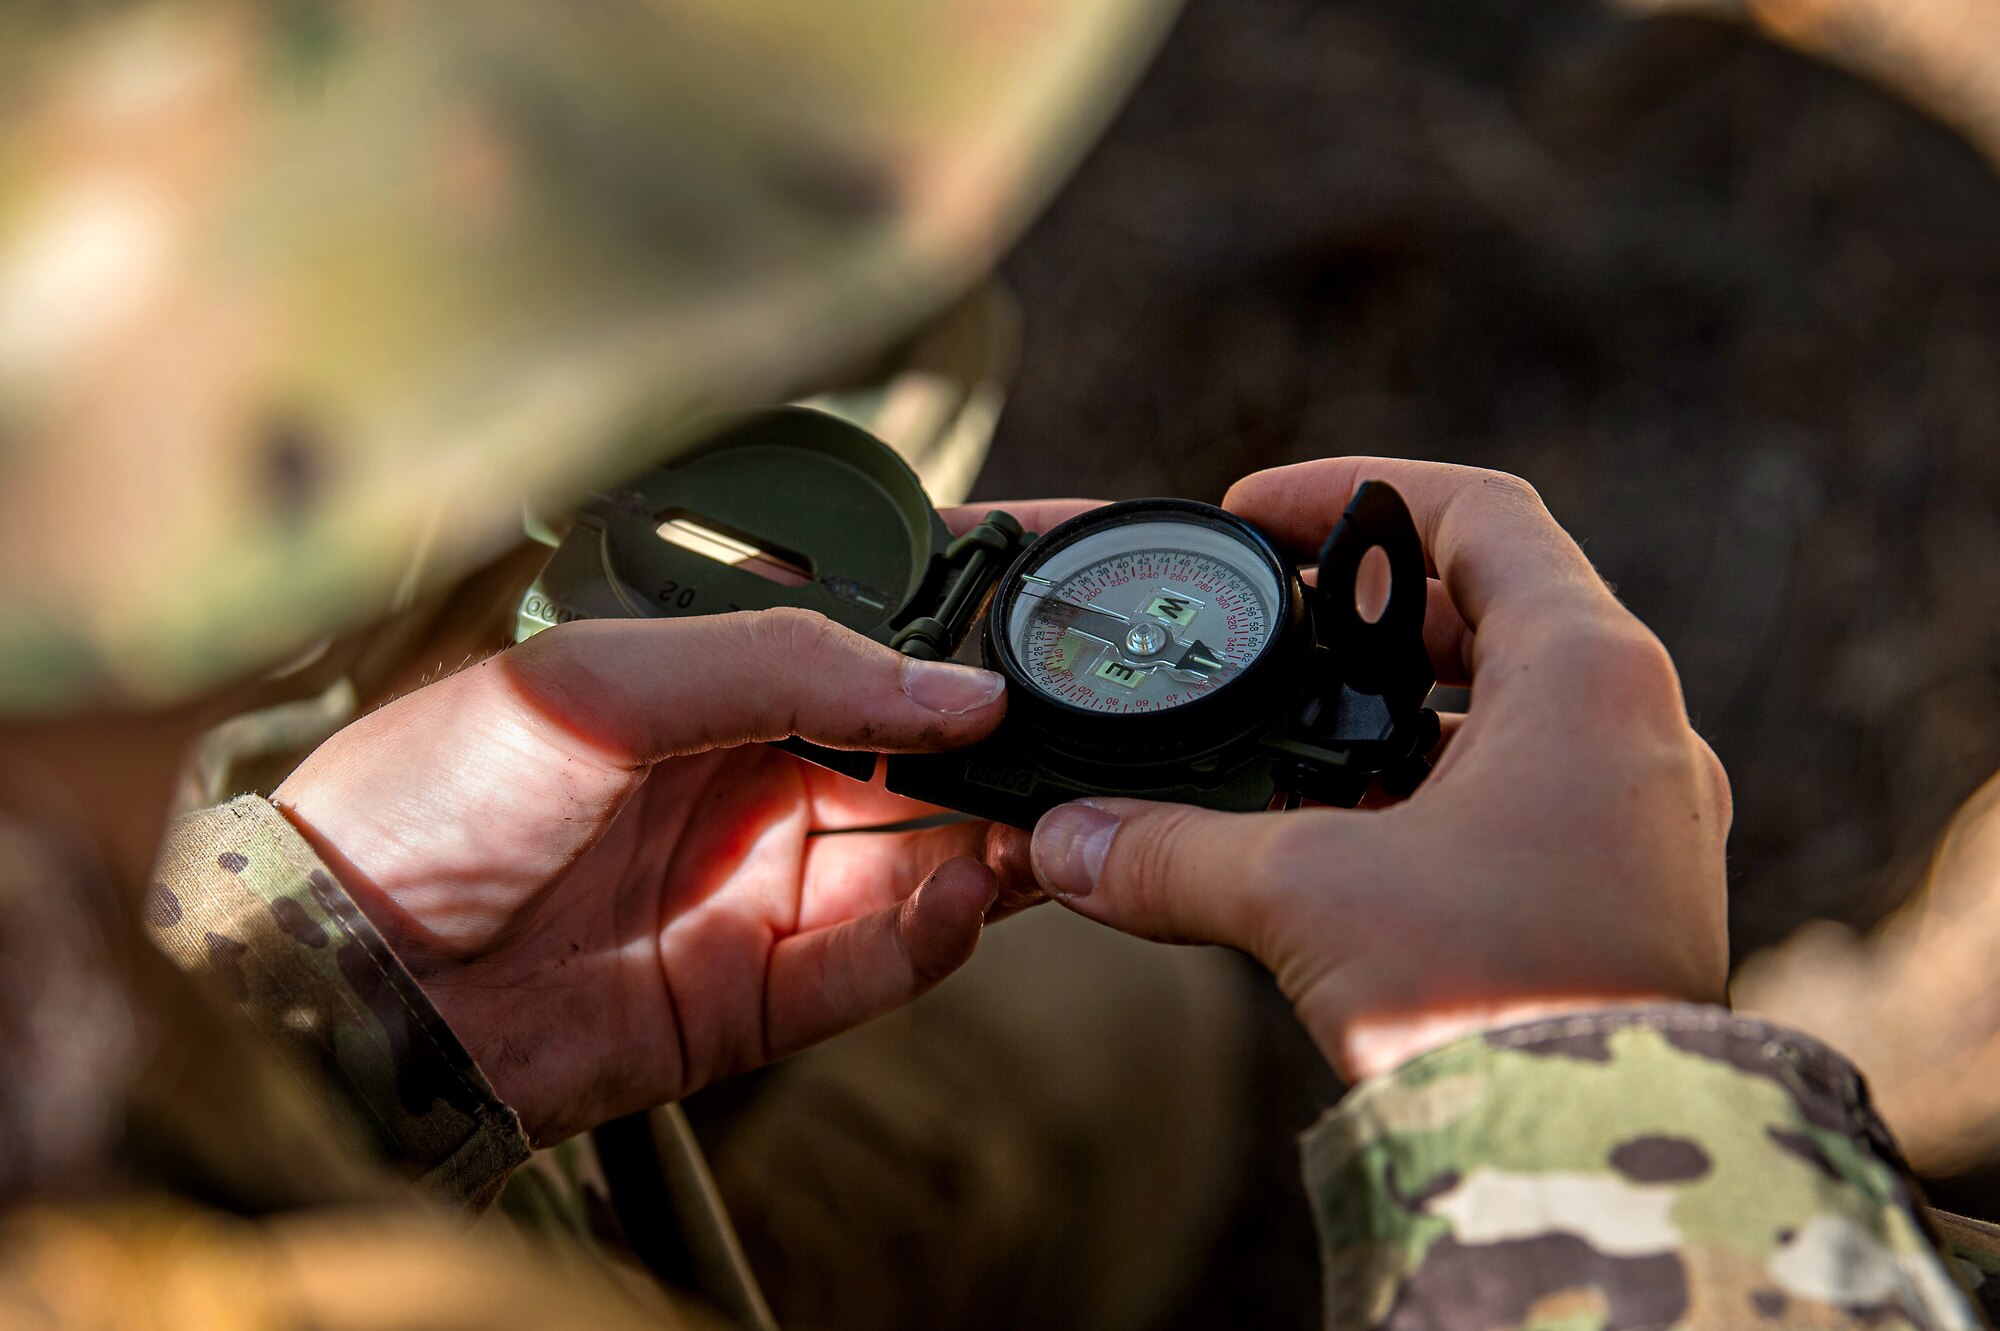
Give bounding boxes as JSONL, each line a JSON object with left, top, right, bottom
{"left": 887, "top": 511, "right": 1027, "bottom": 660}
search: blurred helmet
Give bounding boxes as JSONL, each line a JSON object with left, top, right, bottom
{"left": 0, "top": 0, "right": 1176, "bottom": 714}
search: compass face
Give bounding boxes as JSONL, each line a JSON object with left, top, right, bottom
{"left": 1000, "top": 515, "right": 1285, "bottom": 715}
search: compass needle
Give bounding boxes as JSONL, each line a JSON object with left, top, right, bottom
{"left": 1035, "top": 595, "right": 1131, "bottom": 646}
{"left": 1175, "top": 640, "right": 1227, "bottom": 674}
{"left": 1000, "top": 512, "right": 1285, "bottom": 718}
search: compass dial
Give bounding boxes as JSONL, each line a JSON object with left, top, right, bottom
{"left": 1000, "top": 516, "right": 1284, "bottom": 715}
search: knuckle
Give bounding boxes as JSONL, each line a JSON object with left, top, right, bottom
{"left": 1112, "top": 805, "right": 1205, "bottom": 914}
{"left": 1691, "top": 733, "right": 1734, "bottom": 831}
{"left": 499, "top": 620, "right": 598, "bottom": 701}
{"left": 507, "top": 616, "right": 582, "bottom": 668}
{"left": 1605, "top": 718, "right": 1731, "bottom": 832}
{"left": 1597, "top": 626, "right": 1680, "bottom": 693}
{"left": 728, "top": 610, "right": 837, "bottom": 738}
{"left": 1563, "top": 622, "right": 1688, "bottom": 728}
{"left": 750, "top": 606, "right": 842, "bottom": 663}
{"left": 1461, "top": 467, "right": 1545, "bottom": 515}
{"left": 1431, "top": 466, "right": 1557, "bottom": 556}
{"left": 1636, "top": 735, "right": 1734, "bottom": 846}
{"left": 1247, "top": 816, "right": 1347, "bottom": 950}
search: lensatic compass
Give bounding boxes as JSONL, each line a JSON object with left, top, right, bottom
{"left": 517, "top": 408, "right": 1439, "bottom": 828}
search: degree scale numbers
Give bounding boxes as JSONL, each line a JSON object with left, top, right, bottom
{"left": 1000, "top": 517, "right": 1284, "bottom": 716}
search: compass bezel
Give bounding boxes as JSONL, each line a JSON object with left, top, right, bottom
{"left": 985, "top": 498, "right": 1311, "bottom": 760}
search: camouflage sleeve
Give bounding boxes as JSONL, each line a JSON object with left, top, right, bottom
{"left": 147, "top": 795, "right": 531, "bottom": 1208}
{"left": 1302, "top": 1004, "right": 1989, "bottom": 1331}
{"left": 1937, "top": 1213, "right": 2000, "bottom": 1323}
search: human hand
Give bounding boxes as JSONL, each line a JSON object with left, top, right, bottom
{"left": 274, "top": 501, "right": 1095, "bottom": 1144}
{"left": 1028, "top": 462, "right": 1730, "bottom": 1082}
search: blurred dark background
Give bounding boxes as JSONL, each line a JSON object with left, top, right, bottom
{"left": 972, "top": 0, "right": 2000, "bottom": 1319}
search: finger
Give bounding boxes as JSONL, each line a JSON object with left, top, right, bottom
{"left": 800, "top": 819, "right": 1039, "bottom": 930}
{"left": 763, "top": 857, "right": 998, "bottom": 1060}
{"left": 1419, "top": 582, "right": 1474, "bottom": 687}
{"left": 1431, "top": 709, "right": 1465, "bottom": 759}
{"left": 1226, "top": 459, "right": 1612, "bottom": 636}
{"left": 1351, "top": 711, "right": 1464, "bottom": 808}
{"left": 1236, "top": 461, "right": 1690, "bottom": 744}
{"left": 1030, "top": 798, "right": 1305, "bottom": 953}
{"left": 498, "top": 609, "right": 1009, "bottom": 767}
{"left": 941, "top": 499, "right": 1103, "bottom": 537}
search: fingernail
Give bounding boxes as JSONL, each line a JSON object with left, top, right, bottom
{"left": 1032, "top": 802, "right": 1119, "bottom": 899}
{"left": 902, "top": 660, "right": 1005, "bottom": 715}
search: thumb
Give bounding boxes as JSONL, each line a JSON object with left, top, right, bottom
{"left": 499, "top": 609, "right": 1007, "bottom": 764}
{"left": 1029, "top": 798, "right": 1296, "bottom": 953}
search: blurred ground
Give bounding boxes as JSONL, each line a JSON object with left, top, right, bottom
{"left": 973, "top": 0, "right": 2000, "bottom": 1320}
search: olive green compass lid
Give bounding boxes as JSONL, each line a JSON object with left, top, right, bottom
{"left": 519, "top": 408, "right": 952, "bottom": 642}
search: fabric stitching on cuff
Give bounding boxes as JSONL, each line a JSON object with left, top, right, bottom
{"left": 248, "top": 798, "right": 505, "bottom": 1126}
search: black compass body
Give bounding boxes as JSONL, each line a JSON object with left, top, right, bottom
{"left": 516, "top": 408, "right": 1438, "bottom": 829}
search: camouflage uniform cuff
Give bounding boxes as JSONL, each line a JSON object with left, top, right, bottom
{"left": 147, "top": 796, "right": 531, "bottom": 1209}
{"left": 1301, "top": 1004, "right": 1979, "bottom": 1331}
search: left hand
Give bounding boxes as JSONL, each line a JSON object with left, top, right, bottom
{"left": 1027, "top": 462, "right": 1731, "bottom": 1082}
{"left": 274, "top": 501, "right": 1095, "bottom": 1145}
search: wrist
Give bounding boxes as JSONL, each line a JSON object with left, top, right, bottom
{"left": 268, "top": 792, "right": 597, "bottom": 1145}
{"left": 416, "top": 973, "right": 585, "bottom": 1146}
{"left": 1329, "top": 993, "right": 1694, "bottom": 1083}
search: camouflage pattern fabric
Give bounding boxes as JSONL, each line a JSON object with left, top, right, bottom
{"left": 1935, "top": 1213, "right": 2000, "bottom": 1325}
{"left": 148, "top": 796, "right": 529, "bottom": 1207}
{"left": 0, "top": 804, "right": 723, "bottom": 1329}
{"left": 146, "top": 793, "right": 2000, "bottom": 1330}
{"left": 0, "top": 0, "right": 1177, "bottom": 716}
{"left": 0, "top": 809, "right": 376, "bottom": 1215}
{"left": 1304, "top": 1006, "right": 1994, "bottom": 1331}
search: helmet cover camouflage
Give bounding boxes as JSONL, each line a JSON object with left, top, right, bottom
{"left": 0, "top": 0, "right": 1177, "bottom": 713}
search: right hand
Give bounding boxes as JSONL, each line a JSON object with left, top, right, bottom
{"left": 268, "top": 501, "right": 1097, "bottom": 1148}
{"left": 1028, "top": 460, "right": 1732, "bottom": 1083}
